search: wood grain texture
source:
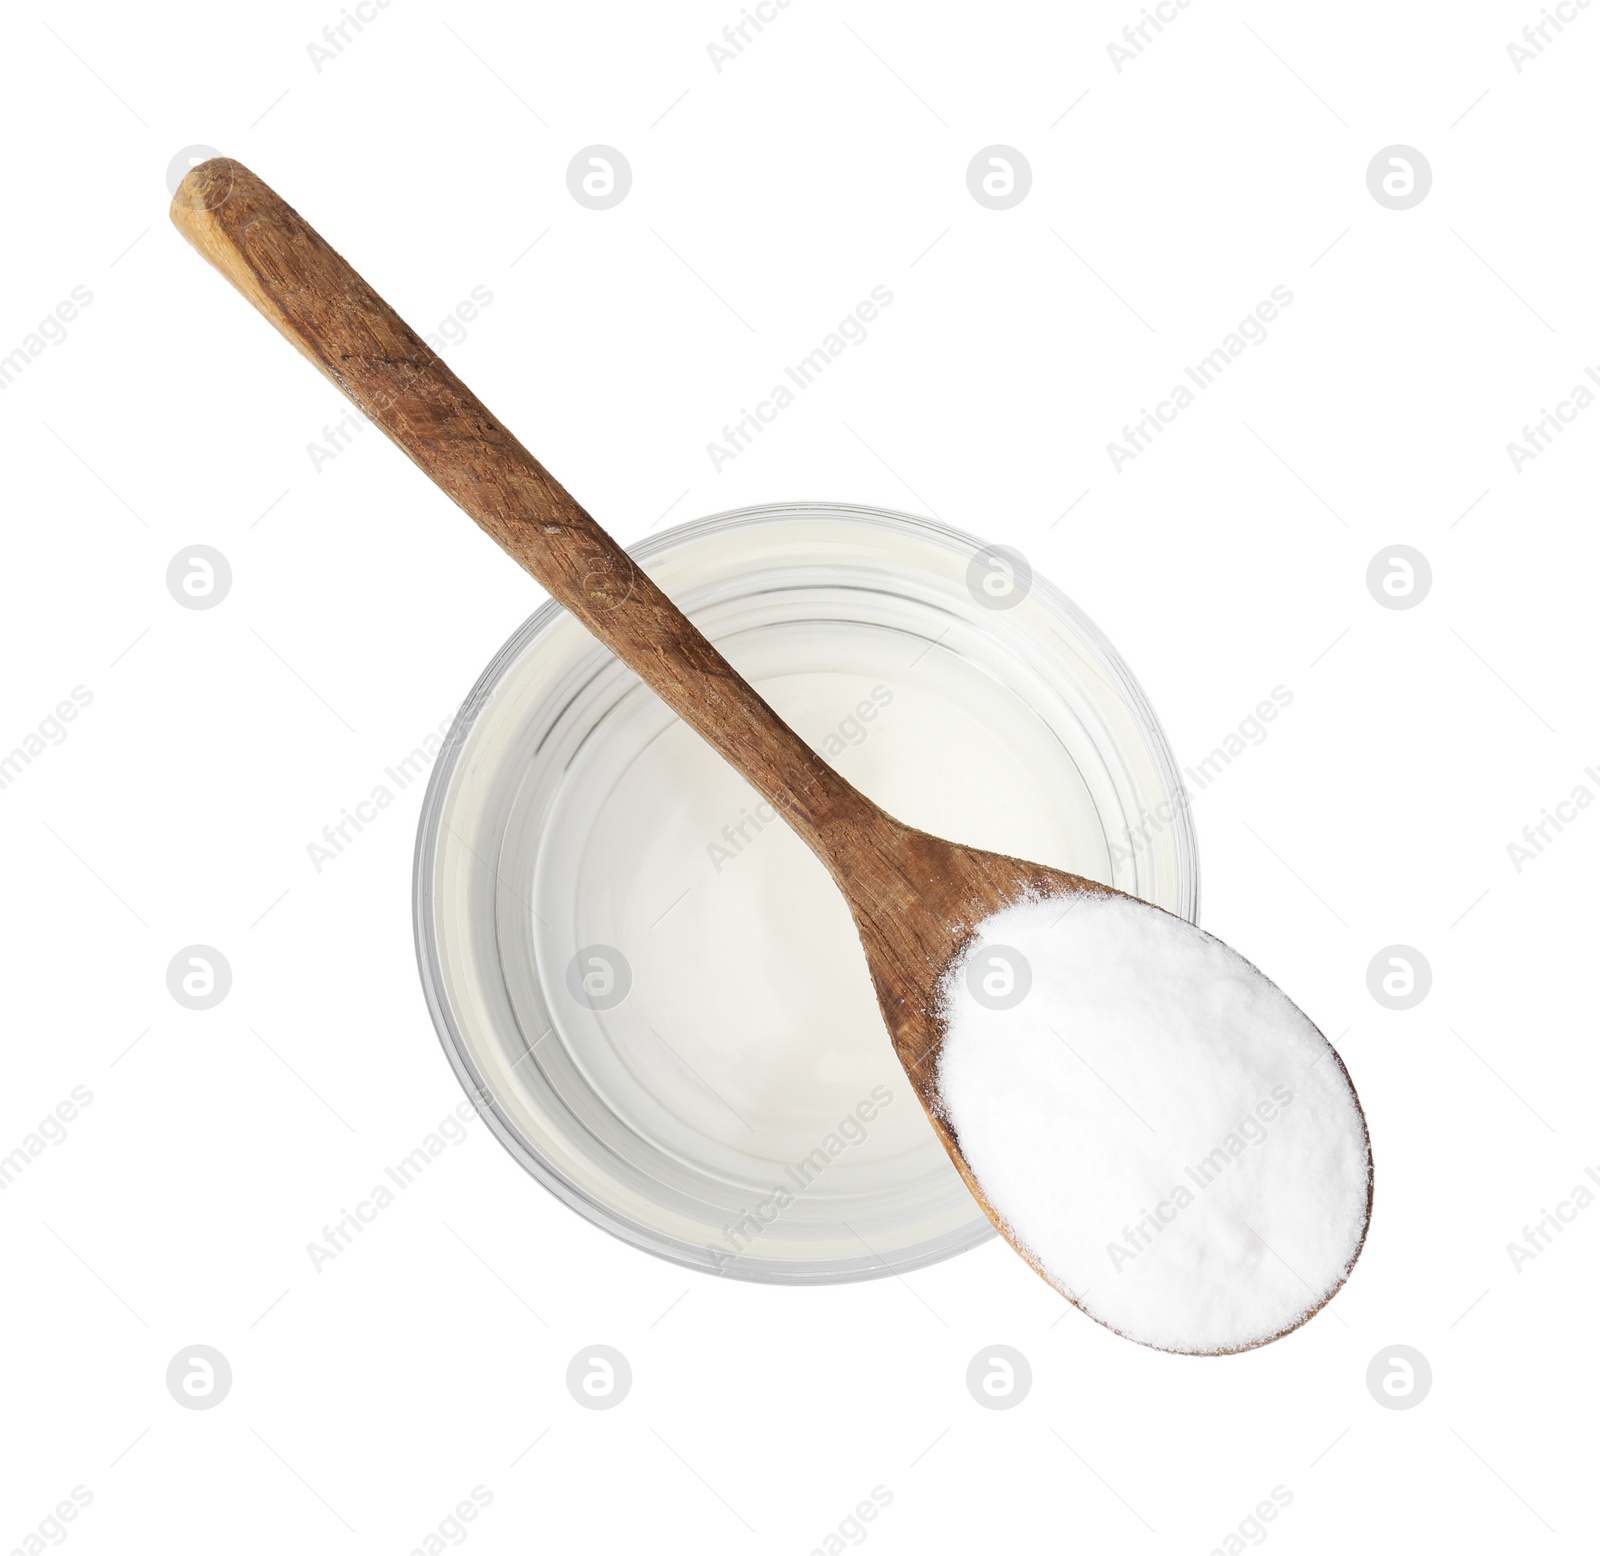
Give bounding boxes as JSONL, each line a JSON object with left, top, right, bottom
{"left": 170, "top": 159, "right": 1365, "bottom": 1351}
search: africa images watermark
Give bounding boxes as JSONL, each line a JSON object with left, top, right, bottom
{"left": 1504, "top": 363, "right": 1600, "bottom": 473}
{"left": 1505, "top": 1162, "right": 1600, "bottom": 1271}
{"left": 306, "top": 0, "right": 399, "bottom": 72}
{"left": 1181, "top": 686, "right": 1293, "bottom": 793}
{"left": 1, "top": 286, "right": 93, "bottom": 392}
{"left": 1506, "top": 0, "right": 1594, "bottom": 72}
{"left": 1209, "top": 1487, "right": 1294, "bottom": 1553}
{"left": 807, "top": 1487, "right": 894, "bottom": 1553}
{"left": 9, "top": 1487, "right": 94, "bottom": 1554}
{"left": 706, "top": 0, "right": 800, "bottom": 71}
{"left": 706, "top": 286, "right": 894, "bottom": 472}
{"left": 305, "top": 1090, "right": 495, "bottom": 1271}
{"left": 1, "top": 686, "right": 94, "bottom": 792}
{"left": 707, "top": 1085, "right": 895, "bottom": 1270}
{"left": 1111, "top": 686, "right": 1293, "bottom": 866}
{"left": 1104, "top": 1085, "right": 1294, "bottom": 1274}
{"left": 1105, "top": 0, "right": 1203, "bottom": 73}
{"left": 305, "top": 712, "right": 461, "bottom": 873}
{"left": 1504, "top": 762, "right": 1600, "bottom": 872}
{"left": 1106, "top": 287, "right": 1294, "bottom": 472}
{"left": 307, "top": 286, "right": 492, "bottom": 473}
{"left": 707, "top": 686, "right": 894, "bottom": 873}
{"left": 410, "top": 1486, "right": 494, "bottom": 1553}
{"left": 0, "top": 1086, "right": 95, "bottom": 1192}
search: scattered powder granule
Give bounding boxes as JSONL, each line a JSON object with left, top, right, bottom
{"left": 935, "top": 891, "right": 1370, "bottom": 1354}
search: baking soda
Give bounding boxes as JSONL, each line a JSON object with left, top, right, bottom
{"left": 935, "top": 890, "right": 1369, "bottom": 1353}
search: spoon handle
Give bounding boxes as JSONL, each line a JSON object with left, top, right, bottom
{"left": 171, "top": 158, "right": 880, "bottom": 861}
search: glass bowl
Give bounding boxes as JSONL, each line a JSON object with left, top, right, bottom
{"left": 414, "top": 502, "right": 1198, "bottom": 1282}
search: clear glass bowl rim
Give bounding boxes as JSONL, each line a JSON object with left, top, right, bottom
{"left": 411, "top": 499, "right": 1200, "bottom": 1281}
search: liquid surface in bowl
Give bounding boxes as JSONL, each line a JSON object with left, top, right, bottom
{"left": 545, "top": 651, "right": 1105, "bottom": 1175}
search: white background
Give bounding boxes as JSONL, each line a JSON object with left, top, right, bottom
{"left": 2, "top": 0, "right": 1596, "bottom": 1550}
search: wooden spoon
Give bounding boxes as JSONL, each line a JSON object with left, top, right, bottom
{"left": 170, "top": 159, "right": 1368, "bottom": 1344}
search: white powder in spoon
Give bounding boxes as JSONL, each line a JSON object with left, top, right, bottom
{"left": 935, "top": 890, "right": 1370, "bottom": 1354}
